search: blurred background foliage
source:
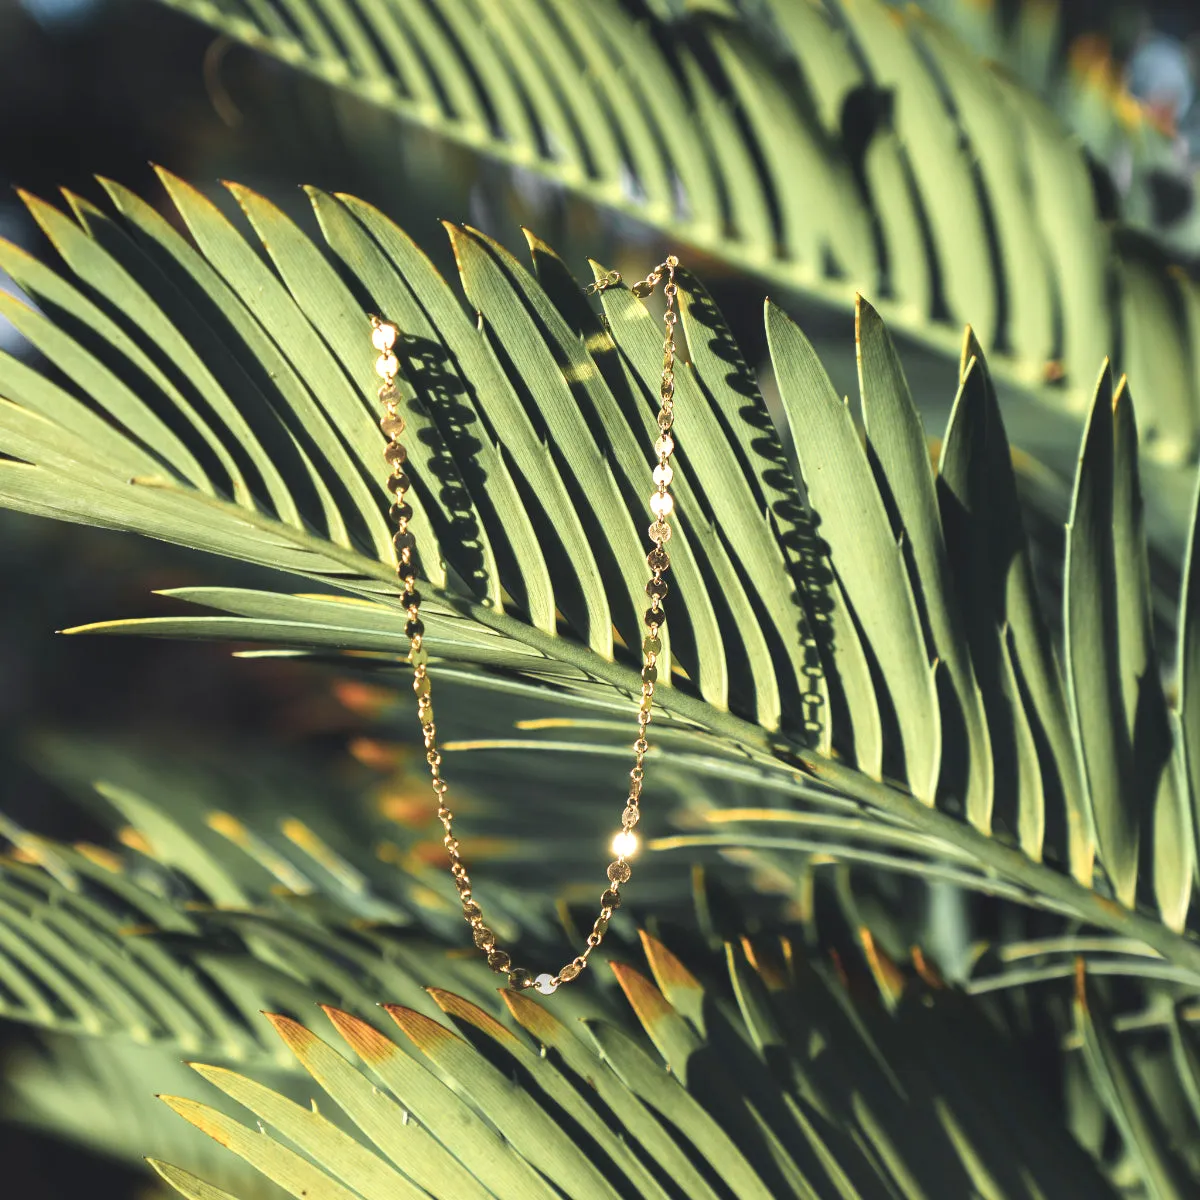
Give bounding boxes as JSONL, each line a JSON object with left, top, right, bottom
{"left": 3, "top": 0, "right": 1200, "bottom": 1195}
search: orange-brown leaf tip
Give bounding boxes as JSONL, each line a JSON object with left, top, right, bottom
{"left": 910, "top": 946, "right": 944, "bottom": 989}
{"left": 265, "top": 1011, "right": 316, "bottom": 1051}
{"left": 348, "top": 737, "right": 402, "bottom": 770}
{"left": 383, "top": 1004, "right": 460, "bottom": 1052}
{"left": 1074, "top": 956, "right": 1087, "bottom": 1004}
{"left": 1113, "top": 375, "right": 1129, "bottom": 411}
{"left": 639, "top": 930, "right": 701, "bottom": 997}
{"left": 609, "top": 961, "right": 674, "bottom": 1028}
{"left": 322, "top": 1006, "right": 398, "bottom": 1065}
{"left": 501, "top": 985, "right": 556, "bottom": 1034}
{"left": 429, "top": 988, "right": 513, "bottom": 1041}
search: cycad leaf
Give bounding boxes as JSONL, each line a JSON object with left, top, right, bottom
{"left": 767, "top": 300, "right": 939, "bottom": 801}
{"left": 6, "top": 176, "right": 1200, "bottom": 995}
{"left": 384, "top": 1003, "right": 620, "bottom": 1199}
{"left": 937, "top": 339, "right": 1083, "bottom": 870}
{"left": 1065, "top": 365, "right": 1136, "bottom": 905}
{"left": 1075, "top": 964, "right": 1193, "bottom": 1199}
{"left": 264, "top": 1012, "right": 491, "bottom": 1200}
{"left": 856, "top": 297, "right": 993, "bottom": 830}
{"left": 154, "top": 168, "right": 400, "bottom": 566}
{"left": 501, "top": 988, "right": 724, "bottom": 1200}
{"left": 142, "top": 0, "right": 1200, "bottom": 540}
{"left": 145, "top": 929, "right": 1119, "bottom": 1200}
{"left": 1111, "top": 381, "right": 1192, "bottom": 930}
{"left": 147, "top": 1161, "right": 243, "bottom": 1200}
{"left": 159, "top": 1093, "right": 365, "bottom": 1200}
{"left": 1178, "top": 465, "right": 1200, "bottom": 887}
{"left": 187, "top": 1062, "right": 425, "bottom": 1200}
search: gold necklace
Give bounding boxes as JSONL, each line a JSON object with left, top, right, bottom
{"left": 368, "top": 256, "right": 680, "bottom": 995}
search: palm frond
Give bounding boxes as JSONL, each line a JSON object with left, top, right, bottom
{"left": 151, "top": 0, "right": 1200, "bottom": 469}
{"left": 2, "top": 178, "right": 1200, "bottom": 981}
{"left": 4, "top": 1035, "right": 285, "bottom": 1198}
{"left": 142, "top": 927, "right": 1116, "bottom": 1200}
{"left": 7, "top": 743, "right": 1200, "bottom": 1196}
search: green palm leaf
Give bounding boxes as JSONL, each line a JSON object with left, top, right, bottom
{"left": 4, "top": 746, "right": 1199, "bottom": 1196}
{"left": 140, "top": 926, "right": 1119, "bottom": 1200}
{"left": 150, "top": 0, "right": 1200, "bottom": 476}
{"left": 3, "top": 176, "right": 1200, "bottom": 981}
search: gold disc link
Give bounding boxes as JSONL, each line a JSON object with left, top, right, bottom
{"left": 369, "top": 255, "right": 680, "bottom": 995}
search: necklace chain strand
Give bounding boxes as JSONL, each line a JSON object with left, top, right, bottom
{"left": 369, "top": 255, "right": 680, "bottom": 994}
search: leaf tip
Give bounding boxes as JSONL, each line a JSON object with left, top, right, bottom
{"left": 639, "top": 929, "right": 702, "bottom": 996}
{"left": 264, "top": 1010, "right": 316, "bottom": 1050}
{"left": 322, "top": 1005, "right": 398, "bottom": 1064}
{"left": 910, "top": 945, "right": 945, "bottom": 989}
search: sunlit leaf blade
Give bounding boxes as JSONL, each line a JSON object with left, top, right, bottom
{"left": 1179, "top": 467, "right": 1200, "bottom": 883}
{"left": 524, "top": 235, "right": 734, "bottom": 716}
{"left": 448, "top": 224, "right": 642, "bottom": 661}
{"left": 910, "top": 12, "right": 1055, "bottom": 371}
{"left": 676, "top": 267, "right": 831, "bottom": 748}
{"left": 503, "top": 985, "right": 725, "bottom": 1199}
{"left": 1111, "top": 381, "right": 1193, "bottom": 929}
{"left": 159, "top": 1093, "right": 365, "bottom": 1199}
{"left": 95, "top": 175, "right": 355, "bottom": 547}
{"left": 1065, "top": 366, "right": 1137, "bottom": 906}
{"left": 27, "top": 188, "right": 300, "bottom": 525}
{"left": 835, "top": 0, "right": 996, "bottom": 346}
{"left": 996, "top": 77, "right": 1114, "bottom": 406}
{"left": 231, "top": 180, "right": 492, "bottom": 600}
{"left": 8, "top": 174, "right": 1200, "bottom": 1019}
{"left": 148, "top": 0, "right": 1200, "bottom": 532}
{"left": 856, "top": 297, "right": 993, "bottom": 830}
{"left": 336, "top": 192, "right": 595, "bottom": 639}
{"left": 264, "top": 1012, "right": 491, "bottom": 1200}
{"left": 323, "top": 1005, "right": 558, "bottom": 1200}
{"left": 0, "top": 251, "right": 215, "bottom": 493}
{"left": 583, "top": 1016, "right": 777, "bottom": 1200}
{"left": 767, "top": 301, "right": 939, "bottom": 802}
{"left": 308, "top": 186, "right": 549, "bottom": 624}
{"left": 188, "top": 1061, "right": 426, "bottom": 1199}
{"left": 590, "top": 260, "right": 783, "bottom": 724}
{"left": 153, "top": 168, "right": 400, "bottom": 568}
{"left": 427, "top": 988, "right": 674, "bottom": 1200}
{"left": 385, "top": 1003, "right": 621, "bottom": 1199}
{"left": 1117, "top": 254, "right": 1197, "bottom": 463}
{"left": 148, "top": 1161, "right": 242, "bottom": 1200}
